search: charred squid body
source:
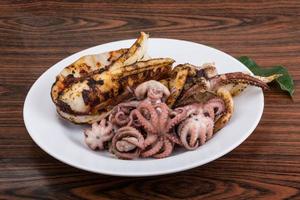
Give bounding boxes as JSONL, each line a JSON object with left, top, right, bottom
{"left": 52, "top": 32, "right": 150, "bottom": 124}
{"left": 51, "top": 48, "right": 126, "bottom": 104}
{"left": 56, "top": 58, "right": 174, "bottom": 119}
{"left": 177, "top": 98, "right": 225, "bottom": 150}
{"left": 51, "top": 32, "right": 149, "bottom": 104}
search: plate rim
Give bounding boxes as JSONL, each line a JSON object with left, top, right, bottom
{"left": 23, "top": 37, "right": 264, "bottom": 177}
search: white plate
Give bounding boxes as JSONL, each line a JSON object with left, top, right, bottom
{"left": 23, "top": 38, "right": 264, "bottom": 177}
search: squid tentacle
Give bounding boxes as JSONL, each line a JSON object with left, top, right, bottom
{"left": 210, "top": 72, "right": 269, "bottom": 90}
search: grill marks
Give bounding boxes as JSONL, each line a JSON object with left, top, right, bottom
{"left": 82, "top": 89, "right": 101, "bottom": 108}
{"left": 219, "top": 72, "right": 269, "bottom": 90}
{"left": 62, "top": 68, "right": 107, "bottom": 88}
{"left": 51, "top": 48, "right": 127, "bottom": 105}
{"left": 107, "top": 48, "right": 128, "bottom": 62}
{"left": 51, "top": 32, "right": 150, "bottom": 123}
{"left": 57, "top": 59, "right": 173, "bottom": 116}
{"left": 56, "top": 100, "right": 75, "bottom": 114}
{"left": 87, "top": 78, "right": 104, "bottom": 88}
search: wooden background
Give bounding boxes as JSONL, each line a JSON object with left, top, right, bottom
{"left": 0, "top": 0, "right": 299, "bottom": 199}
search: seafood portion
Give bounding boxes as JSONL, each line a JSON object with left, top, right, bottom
{"left": 83, "top": 80, "right": 248, "bottom": 159}
{"left": 178, "top": 98, "right": 225, "bottom": 150}
{"left": 50, "top": 32, "right": 279, "bottom": 159}
{"left": 110, "top": 126, "right": 145, "bottom": 160}
{"left": 82, "top": 64, "right": 273, "bottom": 159}
{"left": 56, "top": 58, "right": 174, "bottom": 124}
{"left": 51, "top": 32, "right": 148, "bottom": 104}
{"left": 51, "top": 48, "right": 126, "bottom": 104}
{"left": 167, "top": 63, "right": 268, "bottom": 108}
{"left": 164, "top": 63, "right": 270, "bottom": 132}
{"left": 85, "top": 81, "right": 190, "bottom": 159}
{"left": 84, "top": 118, "right": 113, "bottom": 150}
{"left": 52, "top": 32, "right": 176, "bottom": 124}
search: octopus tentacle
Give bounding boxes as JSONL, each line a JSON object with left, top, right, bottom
{"left": 190, "top": 124, "right": 200, "bottom": 147}
{"left": 138, "top": 101, "right": 159, "bottom": 130}
{"left": 165, "top": 132, "right": 181, "bottom": 145}
{"left": 153, "top": 138, "right": 174, "bottom": 158}
{"left": 114, "top": 111, "right": 131, "bottom": 126}
{"left": 122, "top": 137, "right": 144, "bottom": 149}
{"left": 144, "top": 133, "right": 158, "bottom": 147}
{"left": 203, "top": 98, "right": 225, "bottom": 120}
{"left": 110, "top": 126, "right": 144, "bottom": 160}
{"left": 141, "top": 138, "right": 164, "bottom": 158}
{"left": 178, "top": 121, "right": 199, "bottom": 150}
{"left": 206, "top": 120, "right": 214, "bottom": 140}
{"left": 198, "top": 124, "right": 207, "bottom": 145}
{"left": 130, "top": 109, "right": 156, "bottom": 134}
{"left": 109, "top": 101, "right": 139, "bottom": 126}
{"left": 116, "top": 138, "right": 138, "bottom": 152}
{"left": 155, "top": 103, "right": 170, "bottom": 132}
{"left": 167, "top": 107, "right": 188, "bottom": 131}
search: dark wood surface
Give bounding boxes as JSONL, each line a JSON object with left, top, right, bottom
{"left": 0, "top": 0, "right": 299, "bottom": 199}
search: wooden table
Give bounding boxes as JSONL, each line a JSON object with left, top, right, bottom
{"left": 1, "top": 1, "right": 299, "bottom": 199}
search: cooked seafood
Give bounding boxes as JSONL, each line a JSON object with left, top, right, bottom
{"left": 85, "top": 81, "right": 190, "bottom": 159}
{"left": 163, "top": 63, "right": 271, "bottom": 131}
{"left": 84, "top": 118, "right": 113, "bottom": 150}
{"left": 110, "top": 126, "right": 145, "bottom": 159}
{"left": 48, "top": 32, "right": 282, "bottom": 160}
{"left": 56, "top": 58, "right": 174, "bottom": 123}
{"left": 51, "top": 48, "right": 127, "bottom": 104}
{"left": 52, "top": 33, "right": 273, "bottom": 126}
{"left": 84, "top": 80, "right": 226, "bottom": 159}
{"left": 165, "top": 63, "right": 268, "bottom": 107}
{"left": 177, "top": 98, "right": 225, "bottom": 150}
{"left": 52, "top": 32, "right": 163, "bottom": 124}
{"left": 80, "top": 71, "right": 274, "bottom": 159}
{"left": 51, "top": 32, "right": 148, "bottom": 104}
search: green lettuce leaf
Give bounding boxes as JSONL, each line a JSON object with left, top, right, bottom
{"left": 238, "top": 56, "right": 294, "bottom": 97}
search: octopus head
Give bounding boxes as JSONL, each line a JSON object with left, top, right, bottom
{"left": 135, "top": 80, "right": 170, "bottom": 103}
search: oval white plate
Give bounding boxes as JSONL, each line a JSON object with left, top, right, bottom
{"left": 24, "top": 38, "right": 263, "bottom": 177}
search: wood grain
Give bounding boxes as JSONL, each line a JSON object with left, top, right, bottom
{"left": 0, "top": 0, "right": 299, "bottom": 199}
